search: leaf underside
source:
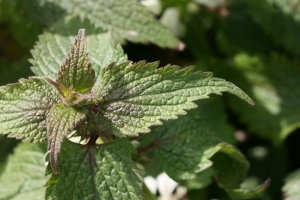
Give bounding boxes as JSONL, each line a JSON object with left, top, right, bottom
{"left": 54, "top": 0, "right": 181, "bottom": 48}
{"left": 46, "top": 139, "right": 142, "bottom": 200}
{"left": 94, "top": 61, "right": 255, "bottom": 138}
{"left": 56, "top": 29, "right": 95, "bottom": 93}
{"left": 46, "top": 104, "right": 87, "bottom": 174}
{"left": 0, "top": 78, "right": 60, "bottom": 143}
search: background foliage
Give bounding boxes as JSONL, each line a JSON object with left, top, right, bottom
{"left": 0, "top": 0, "right": 299, "bottom": 199}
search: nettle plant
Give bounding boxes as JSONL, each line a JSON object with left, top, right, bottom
{"left": 0, "top": 30, "right": 269, "bottom": 199}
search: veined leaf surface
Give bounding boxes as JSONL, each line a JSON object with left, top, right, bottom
{"left": 0, "top": 78, "right": 60, "bottom": 142}
{"left": 94, "top": 61, "right": 254, "bottom": 137}
{"left": 46, "top": 104, "right": 87, "bottom": 174}
{"left": 45, "top": 139, "right": 142, "bottom": 199}
{"left": 56, "top": 29, "right": 95, "bottom": 94}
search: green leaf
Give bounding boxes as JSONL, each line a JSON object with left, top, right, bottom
{"left": 220, "top": 1, "right": 275, "bottom": 55}
{"left": 224, "top": 53, "right": 300, "bottom": 143}
{"left": 0, "top": 78, "right": 60, "bottom": 142}
{"left": 7, "top": 0, "right": 181, "bottom": 48}
{"left": 56, "top": 29, "right": 95, "bottom": 93}
{"left": 151, "top": 96, "right": 236, "bottom": 181}
{"left": 0, "top": 142, "right": 47, "bottom": 200}
{"left": 30, "top": 17, "right": 127, "bottom": 79}
{"left": 283, "top": 168, "right": 300, "bottom": 200}
{"left": 184, "top": 168, "right": 214, "bottom": 190}
{"left": 148, "top": 97, "right": 268, "bottom": 198}
{"left": 53, "top": 0, "right": 182, "bottom": 48}
{"left": 241, "top": 0, "right": 300, "bottom": 56}
{"left": 204, "top": 143, "right": 268, "bottom": 198}
{"left": 46, "top": 104, "right": 87, "bottom": 174}
{"left": 94, "top": 61, "right": 254, "bottom": 138}
{"left": 45, "top": 139, "right": 142, "bottom": 199}
{"left": 211, "top": 143, "right": 250, "bottom": 189}
{"left": 226, "top": 179, "right": 270, "bottom": 200}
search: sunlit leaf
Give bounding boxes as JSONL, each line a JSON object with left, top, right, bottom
{"left": 45, "top": 139, "right": 142, "bottom": 199}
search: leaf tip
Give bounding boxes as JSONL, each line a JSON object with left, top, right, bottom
{"left": 251, "top": 178, "right": 271, "bottom": 193}
{"left": 264, "top": 178, "right": 271, "bottom": 186}
{"left": 78, "top": 29, "right": 86, "bottom": 37}
{"left": 49, "top": 149, "right": 60, "bottom": 175}
{"left": 246, "top": 97, "right": 256, "bottom": 107}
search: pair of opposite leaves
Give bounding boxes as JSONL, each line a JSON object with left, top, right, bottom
{"left": 1, "top": 29, "right": 255, "bottom": 175}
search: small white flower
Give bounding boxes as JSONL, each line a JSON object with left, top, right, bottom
{"left": 157, "top": 172, "right": 178, "bottom": 200}
{"left": 144, "top": 176, "right": 157, "bottom": 194}
{"left": 144, "top": 172, "right": 187, "bottom": 200}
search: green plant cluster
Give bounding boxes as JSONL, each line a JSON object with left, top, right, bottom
{"left": 0, "top": 0, "right": 299, "bottom": 199}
